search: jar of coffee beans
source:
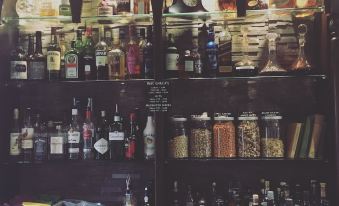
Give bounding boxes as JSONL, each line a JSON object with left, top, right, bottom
{"left": 237, "top": 112, "right": 260, "bottom": 158}
{"left": 168, "top": 116, "right": 189, "bottom": 159}
{"left": 190, "top": 113, "right": 212, "bottom": 158}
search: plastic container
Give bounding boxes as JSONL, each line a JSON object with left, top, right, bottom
{"left": 168, "top": 116, "right": 189, "bottom": 159}
{"left": 190, "top": 113, "right": 212, "bottom": 158}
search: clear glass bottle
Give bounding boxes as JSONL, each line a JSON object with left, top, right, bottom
{"left": 260, "top": 112, "right": 284, "bottom": 158}
{"left": 237, "top": 112, "right": 260, "bottom": 158}
{"left": 20, "top": 108, "right": 34, "bottom": 163}
{"left": 213, "top": 113, "right": 236, "bottom": 158}
{"left": 291, "top": 24, "right": 312, "bottom": 74}
{"left": 190, "top": 113, "right": 212, "bottom": 158}
{"left": 320, "top": 183, "right": 329, "bottom": 206}
{"left": 144, "top": 113, "right": 156, "bottom": 160}
{"left": 108, "top": 28, "right": 125, "bottom": 80}
{"left": 168, "top": 116, "right": 189, "bottom": 159}
{"left": 67, "top": 108, "right": 81, "bottom": 160}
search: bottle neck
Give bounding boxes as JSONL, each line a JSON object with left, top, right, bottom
{"left": 28, "top": 36, "right": 34, "bottom": 55}
{"left": 85, "top": 110, "right": 91, "bottom": 121}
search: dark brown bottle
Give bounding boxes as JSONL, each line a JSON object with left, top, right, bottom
{"left": 29, "top": 31, "right": 46, "bottom": 80}
{"left": 94, "top": 111, "right": 109, "bottom": 160}
{"left": 47, "top": 27, "right": 61, "bottom": 80}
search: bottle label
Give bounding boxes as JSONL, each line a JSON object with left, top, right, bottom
{"left": 34, "top": 138, "right": 47, "bottom": 153}
{"left": 144, "top": 134, "right": 155, "bottom": 157}
{"left": 109, "top": 55, "right": 122, "bottom": 78}
{"left": 194, "top": 58, "right": 202, "bottom": 74}
{"left": 10, "top": 133, "right": 20, "bottom": 155}
{"left": 236, "top": 66, "right": 255, "bottom": 70}
{"left": 83, "top": 125, "right": 94, "bottom": 140}
{"left": 125, "top": 139, "right": 136, "bottom": 159}
{"left": 166, "top": 52, "right": 179, "bottom": 71}
{"left": 127, "top": 45, "right": 140, "bottom": 75}
{"left": 21, "top": 127, "right": 34, "bottom": 141}
{"left": 94, "top": 138, "right": 108, "bottom": 154}
{"left": 68, "top": 131, "right": 80, "bottom": 143}
{"left": 65, "top": 54, "right": 78, "bottom": 78}
{"left": 50, "top": 136, "right": 64, "bottom": 154}
{"left": 96, "top": 50, "right": 108, "bottom": 66}
{"left": 109, "top": 132, "right": 124, "bottom": 141}
{"left": 85, "top": 65, "right": 91, "bottom": 73}
{"left": 206, "top": 47, "right": 218, "bottom": 70}
{"left": 10, "top": 61, "right": 27, "bottom": 79}
{"left": 98, "top": 5, "right": 113, "bottom": 16}
{"left": 69, "top": 148, "right": 80, "bottom": 153}
{"left": 22, "top": 139, "right": 33, "bottom": 149}
{"left": 218, "top": 39, "right": 232, "bottom": 73}
{"left": 184, "top": 60, "right": 194, "bottom": 72}
{"left": 47, "top": 51, "right": 61, "bottom": 71}
{"left": 29, "top": 61, "right": 46, "bottom": 79}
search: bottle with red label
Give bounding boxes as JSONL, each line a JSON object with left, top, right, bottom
{"left": 126, "top": 25, "right": 141, "bottom": 79}
{"left": 125, "top": 112, "right": 138, "bottom": 160}
{"left": 82, "top": 98, "right": 95, "bottom": 160}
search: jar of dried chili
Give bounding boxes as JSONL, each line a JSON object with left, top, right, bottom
{"left": 213, "top": 113, "right": 236, "bottom": 158}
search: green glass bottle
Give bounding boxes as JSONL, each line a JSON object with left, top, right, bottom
{"left": 65, "top": 40, "right": 80, "bottom": 80}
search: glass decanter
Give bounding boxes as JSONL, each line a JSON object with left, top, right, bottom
{"left": 291, "top": 24, "right": 312, "bottom": 73}
{"left": 234, "top": 26, "right": 258, "bottom": 76}
{"left": 260, "top": 33, "right": 287, "bottom": 74}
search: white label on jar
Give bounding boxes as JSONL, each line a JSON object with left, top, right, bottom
{"left": 166, "top": 52, "right": 179, "bottom": 71}
{"left": 22, "top": 139, "right": 33, "bottom": 149}
{"left": 68, "top": 131, "right": 80, "bottom": 143}
{"left": 68, "top": 148, "right": 80, "bottom": 153}
{"left": 185, "top": 60, "right": 194, "bottom": 72}
{"left": 10, "top": 133, "right": 20, "bottom": 155}
{"left": 109, "top": 132, "right": 124, "bottom": 140}
{"left": 47, "top": 51, "right": 61, "bottom": 71}
{"left": 235, "top": 66, "right": 255, "bottom": 70}
{"left": 144, "top": 134, "right": 155, "bottom": 156}
{"left": 50, "top": 136, "right": 64, "bottom": 154}
{"left": 10, "top": 61, "right": 27, "bottom": 79}
{"left": 94, "top": 138, "right": 108, "bottom": 154}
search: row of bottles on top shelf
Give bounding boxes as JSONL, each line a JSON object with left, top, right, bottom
{"left": 10, "top": 25, "right": 153, "bottom": 81}
{"left": 170, "top": 179, "right": 330, "bottom": 206}
{"left": 165, "top": 22, "right": 313, "bottom": 78}
{"left": 9, "top": 98, "right": 156, "bottom": 163}
{"left": 15, "top": 0, "right": 152, "bottom": 18}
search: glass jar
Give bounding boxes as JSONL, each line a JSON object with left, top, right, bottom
{"left": 237, "top": 112, "right": 260, "bottom": 158}
{"left": 190, "top": 113, "right": 212, "bottom": 158}
{"left": 168, "top": 116, "right": 189, "bottom": 159}
{"left": 213, "top": 113, "right": 236, "bottom": 158}
{"left": 260, "top": 112, "right": 284, "bottom": 158}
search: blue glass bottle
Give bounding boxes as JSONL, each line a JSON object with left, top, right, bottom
{"left": 206, "top": 26, "right": 218, "bottom": 78}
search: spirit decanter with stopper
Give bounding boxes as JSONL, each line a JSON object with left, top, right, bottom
{"left": 291, "top": 24, "right": 312, "bottom": 74}
{"left": 260, "top": 33, "right": 287, "bottom": 75}
{"left": 234, "top": 26, "right": 258, "bottom": 76}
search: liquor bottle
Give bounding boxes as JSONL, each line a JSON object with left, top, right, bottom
{"left": 109, "top": 104, "right": 125, "bottom": 160}
{"left": 47, "top": 27, "right": 61, "bottom": 80}
{"left": 27, "top": 34, "right": 35, "bottom": 79}
{"left": 183, "top": 50, "right": 194, "bottom": 78}
{"left": 253, "top": 194, "right": 260, "bottom": 206}
{"left": 310, "top": 180, "right": 319, "bottom": 206}
{"left": 75, "top": 29, "right": 84, "bottom": 53}
{"left": 95, "top": 28, "right": 109, "bottom": 80}
{"left": 191, "top": 46, "right": 203, "bottom": 78}
{"left": 144, "top": 184, "right": 152, "bottom": 206}
{"left": 65, "top": 40, "right": 80, "bottom": 80}
{"left": 83, "top": 27, "right": 96, "bottom": 80}
{"left": 59, "top": 33, "right": 67, "bottom": 80}
{"left": 319, "top": 183, "right": 329, "bottom": 206}
{"left": 117, "top": 0, "right": 131, "bottom": 14}
{"left": 49, "top": 124, "right": 66, "bottom": 160}
{"left": 294, "top": 184, "right": 302, "bottom": 206}
{"left": 125, "top": 113, "right": 138, "bottom": 160}
{"left": 29, "top": 31, "right": 46, "bottom": 80}
{"left": 210, "top": 182, "right": 217, "bottom": 206}
{"left": 33, "top": 114, "right": 48, "bottom": 163}
{"left": 206, "top": 25, "right": 218, "bottom": 77}
{"left": 82, "top": 98, "right": 94, "bottom": 160}
{"left": 10, "top": 108, "right": 21, "bottom": 162}
{"left": 198, "top": 23, "right": 208, "bottom": 76}
{"left": 291, "top": 24, "right": 312, "bottom": 73}
{"left": 123, "top": 175, "right": 137, "bottom": 206}
{"left": 143, "top": 113, "right": 155, "bottom": 160}
{"left": 94, "top": 111, "right": 109, "bottom": 160}
{"left": 285, "top": 198, "right": 294, "bottom": 206}
{"left": 120, "top": 27, "right": 128, "bottom": 53}
{"left": 10, "top": 33, "right": 28, "bottom": 80}
{"left": 172, "top": 181, "right": 181, "bottom": 206}
{"left": 165, "top": 34, "right": 179, "bottom": 78}
{"left": 138, "top": 28, "right": 147, "bottom": 69}
{"left": 40, "top": 0, "right": 58, "bottom": 16}
{"left": 67, "top": 107, "right": 81, "bottom": 160}
{"left": 267, "top": 191, "right": 276, "bottom": 206}
{"left": 21, "top": 108, "right": 34, "bottom": 163}
{"left": 108, "top": 28, "right": 126, "bottom": 80}
{"left": 185, "top": 185, "right": 194, "bottom": 206}
{"left": 143, "top": 26, "right": 153, "bottom": 79}
{"left": 127, "top": 25, "right": 141, "bottom": 79}
{"left": 59, "top": 0, "right": 71, "bottom": 16}
{"left": 104, "top": 28, "right": 113, "bottom": 50}
{"left": 97, "top": 0, "right": 114, "bottom": 16}
{"left": 218, "top": 22, "right": 233, "bottom": 76}
{"left": 303, "top": 191, "right": 311, "bottom": 206}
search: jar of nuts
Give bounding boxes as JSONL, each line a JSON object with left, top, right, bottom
{"left": 190, "top": 113, "right": 212, "bottom": 158}
{"left": 168, "top": 116, "right": 189, "bottom": 159}
{"left": 213, "top": 113, "right": 236, "bottom": 158}
{"left": 237, "top": 112, "right": 261, "bottom": 158}
{"left": 260, "top": 112, "right": 284, "bottom": 158}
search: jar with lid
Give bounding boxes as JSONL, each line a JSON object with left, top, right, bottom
{"left": 237, "top": 112, "right": 260, "bottom": 158}
{"left": 168, "top": 116, "right": 189, "bottom": 159}
{"left": 190, "top": 113, "right": 212, "bottom": 158}
{"left": 213, "top": 113, "right": 236, "bottom": 158}
{"left": 260, "top": 112, "right": 284, "bottom": 158}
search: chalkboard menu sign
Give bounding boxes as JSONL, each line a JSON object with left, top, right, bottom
{"left": 146, "top": 81, "right": 171, "bottom": 112}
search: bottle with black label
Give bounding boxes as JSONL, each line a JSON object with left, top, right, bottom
{"left": 82, "top": 27, "right": 96, "bottom": 80}
{"left": 10, "top": 32, "right": 28, "bottom": 80}
{"left": 109, "top": 104, "right": 125, "bottom": 160}
{"left": 218, "top": 22, "right": 233, "bottom": 76}
{"left": 33, "top": 114, "right": 48, "bottom": 163}
{"left": 20, "top": 108, "right": 34, "bottom": 163}
{"left": 9, "top": 108, "right": 21, "bottom": 162}
{"left": 96, "top": 28, "right": 109, "bottom": 80}
{"left": 47, "top": 27, "right": 61, "bottom": 80}
{"left": 29, "top": 31, "right": 46, "bottom": 80}
{"left": 94, "top": 111, "right": 109, "bottom": 160}
{"left": 165, "top": 34, "right": 179, "bottom": 78}
{"left": 206, "top": 25, "right": 218, "bottom": 77}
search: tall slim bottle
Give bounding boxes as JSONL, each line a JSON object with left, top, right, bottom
{"left": 96, "top": 27, "right": 109, "bottom": 80}
{"left": 59, "top": 33, "right": 67, "bottom": 79}
{"left": 320, "top": 183, "right": 329, "bottom": 206}
{"left": 108, "top": 28, "right": 125, "bottom": 80}
{"left": 9, "top": 108, "right": 21, "bottom": 162}
{"left": 143, "top": 26, "right": 153, "bottom": 79}
{"left": 94, "top": 111, "right": 109, "bottom": 160}
{"left": 125, "top": 112, "right": 137, "bottom": 160}
{"left": 143, "top": 114, "right": 155, "bottom": 160}
{"left": 82, "top": 27, "right": 96, "bottom": 80}
{"left": 127, "top": 25, "right": 141, "bottom": 79}
{"left": 109, "top": 104, "right": 125, "bottom": 160}
{"left": 29, "top": 31, "right": 46, "bottom": 80}
{"left": 82, "top": 98, "right": 95, "bottom": 160}
{"left": 67, "top": 108, "right": 81, "bottom": 160}
{"left": 138, "top": 28, "right": 147, "bottom": 74}
{"left": 27, "top": 35, "right": 35, "bottom": 79}
{"left": 47, "top": 27, "right": 61, "bottom": 80}
{"left": 21, "top": 108, "right": 34, "bottom": 163}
